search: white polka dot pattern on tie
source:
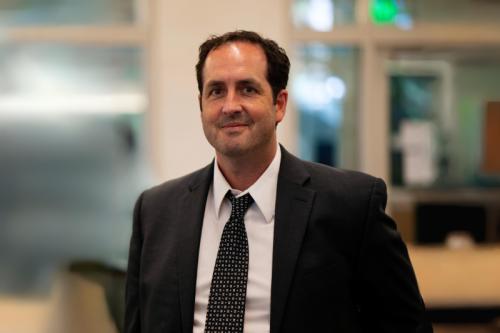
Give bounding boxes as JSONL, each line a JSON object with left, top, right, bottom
{"left": 205, "top": 192, "right": 254, "bottom": 333}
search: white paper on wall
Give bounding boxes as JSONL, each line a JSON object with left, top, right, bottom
{"left": 400, "top": 120, "right": 437, "bottom": 186}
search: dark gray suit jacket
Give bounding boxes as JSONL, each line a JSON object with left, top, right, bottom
{"left": 125, "top": 146, "right": 432, "bottom": 333}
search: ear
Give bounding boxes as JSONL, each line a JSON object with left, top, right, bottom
{"left": 274, "top": 89, "right": 288, "bottom": 125}
{"left": 198, "top": 94, "right": 202, "bottom": 112}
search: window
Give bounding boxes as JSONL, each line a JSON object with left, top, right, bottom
{"left": 0, "top": 0, "right": 149, "bottom": 296}
{"left": 292, "top": 44, "right": 359, "bottom": 168}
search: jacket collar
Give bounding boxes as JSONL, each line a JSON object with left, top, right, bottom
{"left": 270, "top": 146, "right": 316, "bottom": 333}
{"left": 177, "top": 162, "right": 213, "bottom": 333}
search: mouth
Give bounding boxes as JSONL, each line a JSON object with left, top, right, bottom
{"left": 219, "top": 119, "right": 249, "bottom": 130}
{"left": 221, "top": 122, "right": 248, "bottom": 129}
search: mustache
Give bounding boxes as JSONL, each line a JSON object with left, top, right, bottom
{"left": 216, "top": 113, "right": 252, "bottom": 128}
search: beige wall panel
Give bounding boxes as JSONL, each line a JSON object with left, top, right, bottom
{"left": 149, "top": 0, "right": 294, "bottom": 180}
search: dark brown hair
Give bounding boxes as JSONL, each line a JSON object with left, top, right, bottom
{"left": 196, "top": 30, "right": 290, "bottom": 102}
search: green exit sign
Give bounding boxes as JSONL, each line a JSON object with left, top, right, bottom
{"left": 371, "top": 0, "right": 399, "bottom": 24}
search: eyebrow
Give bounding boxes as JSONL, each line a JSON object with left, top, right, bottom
{"left": 204, "top": 78, "right": 264, "bottom": 90}
{"left": 205, "top": 80, "right": 224, "bottom": 89}
{"left": 237, "top": 79, "right": 263, "bottom": 90}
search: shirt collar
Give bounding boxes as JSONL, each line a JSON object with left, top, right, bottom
{"left": 212, "top": 145, "right": 281, "bottom": 223}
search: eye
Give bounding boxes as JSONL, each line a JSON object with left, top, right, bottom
{"left": 242, "top": 86, "right": 257, "bottom": 95}
{"left": 208, "top": 87, "right": 224, "bottom": 97}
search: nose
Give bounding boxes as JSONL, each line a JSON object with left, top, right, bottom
{"left": 221, "top": 89, "right": 243, "bottom": 114}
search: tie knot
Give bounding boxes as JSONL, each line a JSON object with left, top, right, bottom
{"left": 226, "top": 191, "right": 254, "bottom": 219}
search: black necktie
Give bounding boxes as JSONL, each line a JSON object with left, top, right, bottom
{"left": 205, "top": 191, "right": 254, "bottom": 333}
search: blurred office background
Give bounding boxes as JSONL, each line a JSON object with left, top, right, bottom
{"left": 1, "top": 0, "right": 500, "bottom": 332}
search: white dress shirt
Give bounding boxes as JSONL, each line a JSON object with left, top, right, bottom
{"left": 193, "top": 147, "right": 281, "bottom": 333}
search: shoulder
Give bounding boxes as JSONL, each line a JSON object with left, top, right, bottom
{"left": 140, "top": 162, "right": 213, "bottom": 206}
{"left": 279, "top": 148, "right": 390, "bottom": 228}
{"left": 306, "top": 160, "right": 384, "bottom": 193}
{"left": 280, "top": 146, "right": 385, "bottom": 194}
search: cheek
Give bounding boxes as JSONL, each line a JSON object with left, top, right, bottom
{"left": 201, "top": 102, "right": 221, "bottom": 121}
{"left": 201, "top": 108, "right": 217, "bottom": 124}
{"left": 200, "top": 113, "right": 212, "bottom": 133}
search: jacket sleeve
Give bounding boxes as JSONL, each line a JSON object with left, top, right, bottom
{"left": 356, "top": 178, "right": 433, "bottom": 333}
{"left": 124, "top": 192, "right": 144, "bottom": 333}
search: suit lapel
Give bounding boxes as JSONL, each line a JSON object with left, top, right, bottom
{"left": 270, "top": 147, "right": 315, "bottom": 333}
{"left": 177, "top": 163, "right": 213, "bottom": 333}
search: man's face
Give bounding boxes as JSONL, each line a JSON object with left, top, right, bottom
{"left": 200, "top": 42, "right": 287, "bottom": 159}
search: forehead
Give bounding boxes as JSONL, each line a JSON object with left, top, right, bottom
{"left": 202, "top": 42, "right": 268, "bottom": 84}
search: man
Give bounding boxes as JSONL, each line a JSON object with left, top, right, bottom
{"left": 125, "top": 30, "right": 432, "bottom": 333}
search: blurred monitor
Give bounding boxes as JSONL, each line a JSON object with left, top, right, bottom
{"left": 415, "top": 204, "right": 487, "bottom": 244}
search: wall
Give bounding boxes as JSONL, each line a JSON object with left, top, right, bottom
{"left": 148, "top": 0, "right": 295, "bottom": 181}
{"left": 453, "top": 62, "right": 500, "bottom": 183}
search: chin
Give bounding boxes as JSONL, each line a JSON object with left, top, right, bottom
{"left": 218, "top": 146, "right": 247, "bottom": 158}
{"left": 215, "top": 140, "right": 254, "bottom": 157}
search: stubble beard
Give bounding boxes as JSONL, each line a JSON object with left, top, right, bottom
{"left": 204, "top": 121, "right": 276, "bottom": 160}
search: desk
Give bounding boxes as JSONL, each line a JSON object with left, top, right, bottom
{"left": 409, "top": 246, "right": 500, "bottom": 324}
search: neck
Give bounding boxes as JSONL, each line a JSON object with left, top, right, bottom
{"left": 216, "top": 143, "right": 278, "bottom": 191}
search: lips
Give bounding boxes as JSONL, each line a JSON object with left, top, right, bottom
{"left": 222, "top": 122, "right": 248, "bottom": 128}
